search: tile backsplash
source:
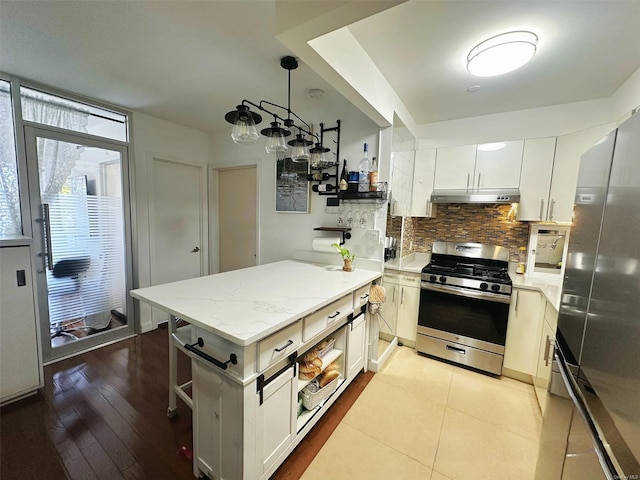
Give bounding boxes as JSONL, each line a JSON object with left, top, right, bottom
{"left": 390, "top": 204, "right": 530, "bottom": 262}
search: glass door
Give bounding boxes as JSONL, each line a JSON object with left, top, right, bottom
{"left": 25, "top": 126, "right": 134, "bottom": 362}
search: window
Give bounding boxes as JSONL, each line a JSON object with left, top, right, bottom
{"left": 0, "top": 79, "right": 21, "bottom": 235}
{"left": 21, "top": 87, "right": 128, "bottom": 142}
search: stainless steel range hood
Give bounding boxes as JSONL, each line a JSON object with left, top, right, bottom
{"left": 430, "top": 189, "right": 520, "bottom": 204}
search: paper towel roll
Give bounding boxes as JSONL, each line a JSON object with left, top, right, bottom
{"left": 312, "top": 237, "right": 341, "bottom": 253}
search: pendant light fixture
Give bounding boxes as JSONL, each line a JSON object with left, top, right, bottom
{"left": 309, "top": 142, "right": 330, "bottom": 168}
{"left": 261, "top": 120, "right": 290, "bottom": 153}
{"left": 224, "top": 56, "right": 326, "bottom": 158}
{"left": 288, "top": 130, "right": 313, "bottom": 162}
{"left": 467, "top": 31, "right": 538, "bottom": 77}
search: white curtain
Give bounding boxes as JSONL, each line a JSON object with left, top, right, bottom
{"left": 0, "top": 91, "right": 91, "bottom": 234}
{"left": 21, "top": 95, "right": 90, "bottom": 203}
{"left": 0, "top": 88, "right": 21, "bottom": 234}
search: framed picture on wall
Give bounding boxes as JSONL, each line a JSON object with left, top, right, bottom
{"left": 275, "top": 153, "right": 310, "bottom": 213}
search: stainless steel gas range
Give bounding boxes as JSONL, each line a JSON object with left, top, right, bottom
{"left": 416, "top": 241, "right": 512, "bottom": 375}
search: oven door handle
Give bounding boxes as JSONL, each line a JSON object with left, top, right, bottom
{"left": 420, "top": 282, "right": 511, "bottom": 304}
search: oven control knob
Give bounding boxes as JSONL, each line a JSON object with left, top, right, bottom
{"left": 480, "top": 282, "right": 488, "bottom": 290}
{"left": 439, "top": 276, "right": 447, "bottom": 283}
{"left": 491, "top": 284, "right": 501, "bottom": 292}
{"left": 429, "top": 275, "right": 437, "bottom": 282}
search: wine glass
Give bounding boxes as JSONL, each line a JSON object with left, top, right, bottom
{"left": 345, "top": 210, "right": 353, "bottom": 228}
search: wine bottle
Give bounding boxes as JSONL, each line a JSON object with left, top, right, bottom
{"left": 308, "top": 172, "right": 333, "bottom": 181}
{"left": 358, "top": 143, "right": 370, "bottom": 193}
{"left": 340, "top": 159, "right": 349, "bottom": 191}
{"left": 312, "top": 184, "right": 335, "bottom": 192}
{"left": 368, "top": 156, "right": 378, "bottom": 192}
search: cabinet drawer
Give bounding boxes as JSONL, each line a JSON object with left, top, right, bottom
{"left": 257, "top": 321, "right": 302, "bottom": 372}
{"left": 400, "top": 274, "right": 420, "bottom": 287}
{"left": 353, "top": 284, "right": 371, "bottom": 309}
{"left": 303, "top": 294, "right": 353, "bottom": 341}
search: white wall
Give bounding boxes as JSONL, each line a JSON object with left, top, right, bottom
{"left": 609, "top": 66, "right": 640, "bottom": 125}
{"left": 131, "top": 111, "right": 209, "bottom": 332}
{"left": 209, "top": 101, "right": 380, "bottom": 267}
{"left": 415, "top": 99, "right": 611, "bottom": 149}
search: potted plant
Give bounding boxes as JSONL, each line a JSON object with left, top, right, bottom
{"left": 332, "top": 243, "right": 355, "bottom": 272}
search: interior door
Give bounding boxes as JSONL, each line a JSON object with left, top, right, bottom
{"left": 24, "top": 126, "right": 134, "bottom": 363}
{"left": 149, "top": 157, "right": 207, "bottom": 327}
{"left": 218, "top": 166, "right": 257, "bottom": 272}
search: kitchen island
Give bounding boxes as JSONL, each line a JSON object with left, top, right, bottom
{"left": 130, "top": 259, "right": 381, "bottom": 480}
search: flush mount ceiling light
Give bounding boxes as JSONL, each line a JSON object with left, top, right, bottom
{"left": 224, "top": 56, "right": 336, "bottom": 158}
{"left": 467, "top": 31, "right": 538, "bottom": 77}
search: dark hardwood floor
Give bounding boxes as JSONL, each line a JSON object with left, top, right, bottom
{"left": 1, "top": 326, "right": 373, "bottom": 480}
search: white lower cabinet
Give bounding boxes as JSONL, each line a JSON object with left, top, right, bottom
{"left": 0, "top": 246, "right": 43, "bottom": 405}
{"left": 396, "top": 274, "right": 420, "bottom": 347}
{"left": 379, "top": 273, "right": 399, "bottom": 338}
{"left": 533, "top": 301, "right": 558, "bottom": 413}
{"left": 192, "top": 281, "right": 376, "bottom": 480}
{"left": 257, "top": 365, "right": 297, "bottom": 473}
{"left": 346, "top": 308, "right": 366, "bottom": 378}
{"left": 503, "top": 288, "right": 543, "bottom": 377}
{"left": 380, "top": 271, "right": 420, "bottom": 347}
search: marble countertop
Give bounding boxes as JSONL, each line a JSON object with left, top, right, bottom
{"left": 509, "top": 272, "right": 562, "bottom": 311}
{"left": 130, "top": 260, "right": 382, "bottom": 346}
{"left": 384, "top": 253, "right": 431, "bottom": 274}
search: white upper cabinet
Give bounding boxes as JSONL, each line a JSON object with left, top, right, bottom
{"left": 517, "top": 137, "right": 557, "bottom": 221}
{"left": 474, "top": 140, "right": 524, "bottom": 189}
{"left": 410, "top": 149, "right": 437, "bottom": 217}
{"left": 434, "top": 145, "right": 477, "bottom": 190}
{"left": 518, "top": 125, "right": 615, "bottom": 222}
{"left": 434, "top": 141, "right": 523, "bottom": 191}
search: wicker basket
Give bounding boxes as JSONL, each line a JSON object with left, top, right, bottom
{"left": 301, "top": 375, "right": 341, "bottom": 410}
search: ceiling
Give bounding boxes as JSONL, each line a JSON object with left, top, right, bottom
{"left": 1, "top": 1, "right": 639, "bottom": 134}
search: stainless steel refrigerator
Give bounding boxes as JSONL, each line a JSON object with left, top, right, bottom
{"left": 535, "top": 111, "right": 640, "bottom": 480}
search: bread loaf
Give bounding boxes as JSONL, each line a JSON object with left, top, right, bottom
{"left": 319, "top": 369, "right": 340, "bottom": 388}
{"left": 324, "top": 361, "right": 340, "bottom": 372}
{"left": 301, "top": 349, "right": 319, "bottom": 363}
{"left": 299, "top": 362, "right": 321, "bottom": 374}
{"left": 298, "top": 370, "right": 317, "bottom": 381}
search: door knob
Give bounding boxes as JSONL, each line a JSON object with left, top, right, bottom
{"left": 190, "top": 246, "right": 200, "bottom": 253}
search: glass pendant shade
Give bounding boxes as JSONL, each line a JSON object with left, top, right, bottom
{"left": 231, "top": 117, "right": 259, "bottom": 145}
{"left": 261, "top": 121, "right": 290, "bottom": 154}
{"left": 467, "top": 31, "right": 538, "bottom": 77}
{"left": 288, "top": 133, "right": 312, "bottom": 162}
{"left": 310, "top": 143, "right": 330, "bottom": 168}
{"left": 225, "top": 105, "right": 261, "bottom": 145}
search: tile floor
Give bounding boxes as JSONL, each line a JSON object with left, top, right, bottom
{"left": 301, "top": 346, "right": 542, "bottom": 480}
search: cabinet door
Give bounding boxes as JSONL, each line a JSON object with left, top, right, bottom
{"left": 503, "top": 289, "right": 543, "bottom": 376}
{"left": 396, "top": 284, "right": 420, "bottom": 345}
{"left": 517, "top": 138, "right": 556, "bottom": 221}
{"left": 534, "top": 320, "right": 556, "bottom": 413}
{"left": 347, "top": 309, "right": 366, "bottom": 378}
{"left": 475, "top": 140, "right": 524, "bottom": 189}
{"left": 550, "top": 124, "right": 615, "bottom": 222}
{"left": 389, "top": 150, "right": 415, "bottom": 217}
{"left": 434, "top": 145, "right": 477, "bottom": 190}
{"left": 257, "top": 365, "right": 296, "bottom": 473}
{"left": 0, "top": 246, "right": 42, "bottom": 403}
{"left": 410, "top": 149, "right": 437, "bottom": 217}
{"left": 379, "top": 274, "right": 400, "bottom": 336}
